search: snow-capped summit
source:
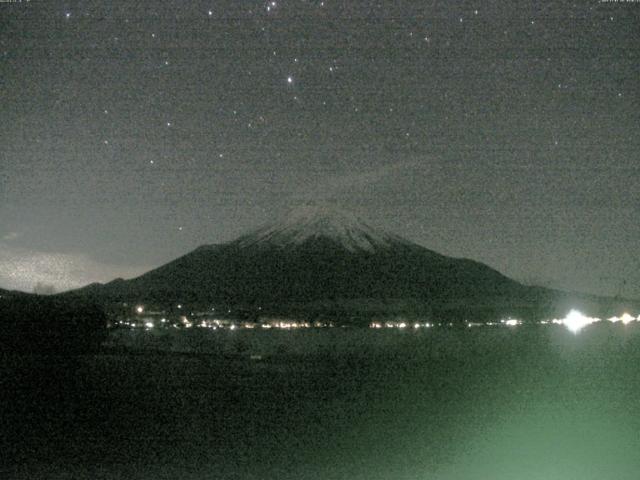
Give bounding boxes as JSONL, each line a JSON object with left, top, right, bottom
{"left": 235, "top": 203, "right": 409, "bottom": 252}
{"left": 64, "top": 202, "right": 562, "bottom": 319}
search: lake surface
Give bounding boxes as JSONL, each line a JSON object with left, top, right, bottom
{"left": 3, "top": 324, "right": 640, "bottom": 479}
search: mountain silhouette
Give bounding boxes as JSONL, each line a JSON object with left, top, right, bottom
{"left": 63, "top": 205, "right": 637, "bottom": 321}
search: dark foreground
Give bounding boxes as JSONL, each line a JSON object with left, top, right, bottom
{"left": 2, "top": 325, "right": 640, "bottom": 479}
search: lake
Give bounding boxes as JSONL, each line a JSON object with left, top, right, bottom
{"left": 2, "top": 324, "right": 640, "bottom": 479}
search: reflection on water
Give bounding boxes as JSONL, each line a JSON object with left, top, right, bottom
{"left": 2, "top": 324, "right": 640, "bottom": 479}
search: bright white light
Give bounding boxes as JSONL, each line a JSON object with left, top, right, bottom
{"left": 135, "top": 305, "right": 144, "bottom": 314}
{"left": 620, "top": 313, "right": 635, "bottom": 325}
{"left": 145, "top": 322, "right": 154, "bottom": 329}
{"left": 503, "top": 319, "right": 520, "bottom": 327}
{"left": 605, "top": 313, "right": 637, "bottom": 325}
{"left": 230, "top": 324, "right": 236, "bottom": 330}
{"left": 562, "top": 309, "right": 599, "bottom": 333}
{"left": 398, "top": 322, "right": 407, "bottom": 329}
{"left": 287, "top": 76, "right": 293, "bottom": 84}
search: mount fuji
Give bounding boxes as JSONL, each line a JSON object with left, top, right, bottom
{"left": 234, "top": 204, "right": 412, "bottom": 252}
{"left": 64, "top": 204, "right": 632, "bottom": 321}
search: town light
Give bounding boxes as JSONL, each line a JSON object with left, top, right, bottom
{"left": 562, "top": 309, "right": 599, "bottom": 333}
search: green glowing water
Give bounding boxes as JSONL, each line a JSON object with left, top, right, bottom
{"left": 2, "top": 324, "right": 640, "bottom": 479}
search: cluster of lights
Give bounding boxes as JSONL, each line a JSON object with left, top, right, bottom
{"left": 268, "top": 321, "right": 311, "bottom": 329}
{"left": 124, "top": 306, "right": 639, "bottom": 335}
{"left": 117, "top": 316, "right": 335, "bottom": 331}
{"left": 367, "top": 311, "right": 640, "bottom": 334}
{"left": 501, "top": 318, "right": 522, "bottom": 327}
{"left": 370, "top": 321, "right": 433, "bottom": 329}
{"left": 551, "top": 310, "right": 639, "bottom": 333}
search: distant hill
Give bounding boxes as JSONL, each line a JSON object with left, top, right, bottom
{"left": 0, "top": 288, "right": 29, "bottom": 300}
{"left": 62, "top": 204, "right": 639, "bottom": 321}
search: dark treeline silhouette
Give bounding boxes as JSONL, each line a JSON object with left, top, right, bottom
{"left": 0, "top": 295, "right": 108, "bottom": 353}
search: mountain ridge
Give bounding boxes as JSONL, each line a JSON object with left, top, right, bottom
{"left": 61, "top": 205, "right": 638, "bottom": 320}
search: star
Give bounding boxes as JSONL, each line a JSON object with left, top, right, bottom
{"left": 287, "top": 76, "right": 293, "bottom": 84}
{"left": 65, "top": 12, "right": 71, "bottom": 19}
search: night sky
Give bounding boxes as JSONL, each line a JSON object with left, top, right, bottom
{"left": 1, "top": 0, "right": 638, "bottom": 298}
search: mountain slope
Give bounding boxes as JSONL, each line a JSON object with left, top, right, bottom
{"left": 63, "top": 205, "right": 634, "bottom": 320}
{"left": 234, "top": 204, "right": 412, "bottom": 252}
